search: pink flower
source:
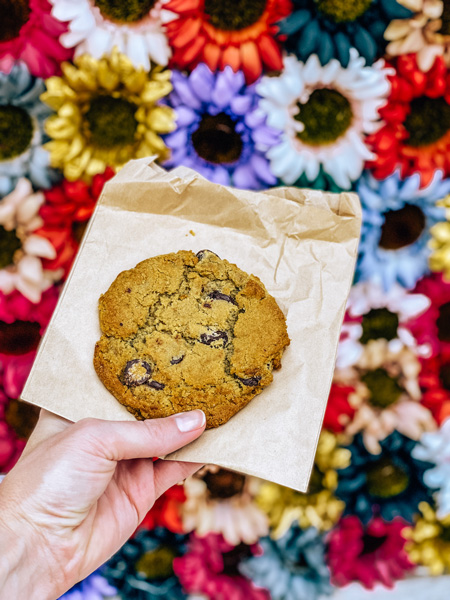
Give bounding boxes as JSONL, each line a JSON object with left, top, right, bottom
{"left": 0, "top": 286, "right": 58, "bottom": 327}
{"left": 1, "top": 351, "right": 36, "bottom": 399}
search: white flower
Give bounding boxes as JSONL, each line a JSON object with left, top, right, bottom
{"left": 256, "top": 50, "right": 392, "bottom": 189}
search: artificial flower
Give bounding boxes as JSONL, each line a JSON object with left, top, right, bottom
{"left": 173, "top": 533, "right": 269, "bottom": 600}
{"left": 336, "top": 431, "right": 437, "bottom": 524}
{"left": 356, "top": 169, "right": 448, "bottom": 290}
{"left": 279, "top": 0, "right": 412, "bottom": 66}
{"left": 140, "top": 485, "right": 186, "bottom": 534}
{"left": 327, "top": 515, "right": 414, "bottom": 589}
{"left": 419, "top": 346, "right": 450, "bottom": 423}
{"left": 367, "top": 54, "right": 450, "bottom": 186}
{"left": 41, "top": 49, "right": 175, "bottom": 182}
{"left": 0, "top": 286, "right": 58, "bottom": 327}
{"left": 59, "top": 569, "right": 117, "bottom": 600}
{"left": 323, "top": 383, "right": 357, "bottom": 433}
{"left": 256, "top": 431, "right": 350, "bottom": 536}
{"left": 1, "top": 351, "right": 36, "bottom": 400}
{"left": 256, "top": 50, "right": 391, "bottom": 189}
{"left": 429, "top": 192, "right": 450, "bottom": 279}
{"left": 164, "top": 0, "right": 292, "bottom": 83}
{"left": 164, "top": 65, "right": 278, "bottom": 190}
{"left": 290, "top": 167, "right": 347, "bottom": 192}
{"left": 240, "top": 525, "right": 332, "bottom": 600}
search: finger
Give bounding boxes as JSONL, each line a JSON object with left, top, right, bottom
{"left": 153, "top": 459, "right": 204, "bottom": 499}
{"left": 21, "top": 409, "right": 72, "bottom": 458}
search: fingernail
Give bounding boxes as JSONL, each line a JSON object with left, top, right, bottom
{"left": 175, "top": 410, "right": 206, "bottom": 432}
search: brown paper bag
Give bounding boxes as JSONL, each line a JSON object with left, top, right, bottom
{"left": 22, "top": 157, "right": 361, "bottom": 492}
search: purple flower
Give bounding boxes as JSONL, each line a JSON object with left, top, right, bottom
{"left": 58, "top": 571, "right": 117, "bottom": 600}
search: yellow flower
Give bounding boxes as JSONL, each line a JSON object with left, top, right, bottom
{"left": 405, "top": 502, "right": 450, "bottom": 575}
{"left": 256, "top": 430, "right": 350, "bottom": 536}
{"left": 429, "top": 194, "right": 450, "bottom": 281}
{"left": 41, "top": 49, "right": 175, "bottom": 181}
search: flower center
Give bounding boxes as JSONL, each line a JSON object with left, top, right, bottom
{"left": 362, "top": 368, "right": 403, "bottom": 409}
{"left": 360, "top": 532, "right": 388, "bottom": 556}
{"left": 366, "top": 457, "right": 409, "bottom": 498}
{"left": 404, "top": 97, "right": 450, "bottom": 147}
{"left": 203, "top": 0, "right": 267, "bottom": 31}
{"left": 361, "top": 308, "right": 399, "bottom": 344}
{"left": 0, "top": 105, "right": 33, "bottom": 161}
{"left": 378, "top": 204, "right": 425, "bottom": 250}
{"left": 440, "top": 524, "right": 450, "bottom": 543}
{"left": 94, "top": 0, "right": 156, "bottom": 23}
{"left": 308, "top": 466, "right": 324, "bottom": 495}
{"left": 135, "top": 545, "right": 177, "bottom": 580}
{"left": 295, "top": 88, "right": 353, "bottom": 146}
{"left": 203, "top": 468, "right": 246, "bottom": 499}
{"left": 5, "top": 398, "right": 40, "bottom": 439}
{"left": 437, "top": 302, "right": 450, "bottom": 343}
{"left": 314, "top": 0, "right": 373, "bottom": 23}
{"left": 0, "top": 0, "right": 30, "bottom": 42}
{"left": 440, "top": 0, "right": 450, "bottom": 36}
{"left": 192, "top": 113, "right": 243, "bottom": 164}
{"left": 440, "top": 363, "right": 450, "bottom": 391}
{"left": 0, "top": 320, "right": 41, "bottom": 355}
{"left": 85, "top": 96, "right": 138, "bottom": 149}
{"left": 0, "top": 226, "right": 22, "bottom": 269}
{"left": 222, "top": 543, "right": 253, "bottom": 576}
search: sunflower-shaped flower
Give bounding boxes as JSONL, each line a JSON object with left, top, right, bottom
{"left": 41, "top": 49, "right": 175, "bottom": 182}
{"left": 405, "top": 501, "right": 450, "bottom": 573}
{"left": 164, "top": 65, "right": 278, "bottom": 190}
{"left": 429, "top": 192, "right": 450, "bottom": 279}
{"left": 256, "top": 51, "right": 391, "bottom": 189}
{"left": 279, "top": 0, "right": 412, "bottom": 67}
{"left": 256, "top": 431, "right": 350, "bottom": 536}
{"left": 419, "top": 346, "right": 450, "bottom": 424}
{"left": 336, "top": 431, "right": 437, "bottom": 524}
{"left": 323, "top": 383, "right": 357, "bottom": 433}
{"left": 140, "top": 485, "right": 186, "bottom": 534}
{"left": 327, "top": 515, "right": 414, "bottom": 588}
{"left": 164, "top": 0, "right": 292, "bottom": 84}
{"left": 59, "top": 569, "right": 117, "bottom": 600}
{"left": 356, "top": 169, "right": 448, "bottom": 290}
{"left": 367, "top": 54, "right": 450, "bottom": 186}
{"left": 49, "top": 0, "right": 171, "bottom": 71}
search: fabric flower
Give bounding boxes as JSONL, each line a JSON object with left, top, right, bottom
{"left": 140, "top": 485, "right": 187, "bottom": 534}
{"left": 240, "top": 526, "right": 332, "bottom": 600}
{"left": 41, "top": 49, "right": 175, "bottom": 182}
{"left": 58, "top": 569, "right": 117, "bottom": 599}
{"left": 356, "top": 169, "right": 448, "bottom": 290}
{"left": 49, "top": 0, "right": 171, "bottom": 71}
{"left": 0, "top": 63, "right": 56, "bottom": 196}
{"left": 279, "top": 0, "right": 412, "bottom": 67}
{"left": 367, "top": 54, "right": 450, "bottom": 186}
{"left": 327, "top": 515, "right": 414, "bottom": 589}
{"left": 256, "top": 51, "right": 391, "bottom": 189}
{"left": 429, "top": 192, "right": 450, "bottom": 279}
{"left": 323, "top": 383, "right": 357, "bottom": 433}
{"left": 164, "top": 0, "right": 292, "bottom": 83}
{"left": 336, "top": 431, "right": 438, "bottom": 524}
{"left": 419, "top": 346, "right": 450, "bottom": 424}
{"left": 173, "top": 533, "right": 269, "bottom": 600}
{"left": 163, "top": 65, "right": 278, "bottom": 190}
{"left": 256, "top": 431, "right": 350, "bottom": 535}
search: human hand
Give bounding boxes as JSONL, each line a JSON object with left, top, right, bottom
{"left": 0, "top": 408, "right": 206, "bottom": 600}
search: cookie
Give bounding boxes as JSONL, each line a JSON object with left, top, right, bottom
{"left": 93, "top": 250, "right": 290, "bottom": 428}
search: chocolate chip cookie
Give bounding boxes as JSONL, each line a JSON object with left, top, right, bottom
{"left": 93, "top": 250, "right": 290, "bottom": 428}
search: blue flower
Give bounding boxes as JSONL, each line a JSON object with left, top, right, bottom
{"left": 239, "top": 526, "right": 332, "bottom": 600}
{"left": 163, "top": 64, "right": 279, "bottom": 190}
{"left": 58, "top": 570, "right": 117, "bottom": 600}
{"left": 356, "top": 170, "right": 449, "bottom": 290}
{"left": 279, "top": 0, "right": 412, "bottom": 67}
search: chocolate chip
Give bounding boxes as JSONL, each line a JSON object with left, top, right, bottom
{"left": 126, "top": 288, "right": 131, "bottom": 293}
{"left": 204, "top": 303, "right": 212, "bottom": 308}
{"left": 196, "top": 249, "right": 219, "bottom": 261}
{"left": 170, "top": 356, "right": 184, "bottom": 365}
{"left": 122, "top": 359, "right": 152, "bottom": 386}
{"left": 209, "top": 290, "right": 237, "bottom": 305}
{"left": 120, "top": 322, "right": 123, "bottom": 326}
{"left": 238, "top": 376, "right": 261, "bottom": 386}
{"left": 147, "top": 380, "right": 165, "bottom": 390}
{"left": 200, "top": 330, "right": 228, "bottom": 346}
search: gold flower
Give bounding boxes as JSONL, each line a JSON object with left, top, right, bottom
{"left": 429, "top": 194, "right": 450, "bottom": 280}
{"left": 41, "top": 49, "right": 175, "bottom": 181}
{"left": 405, "top": 502, "right": 450, "bottom": 575}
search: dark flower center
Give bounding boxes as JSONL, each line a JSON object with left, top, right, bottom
{"left": 5, "top": 398, "right": 40, "bottom": 439}
{"left": 203, "top": 468, "right": 246, "bottom": 499}
{"left": 0, "top": 105, "right": 33, "bottom": 161}
{"left": 72, "top": 221, "right": 88, "bottom": 244}
{"left": 203, "top": 0, "right": 267, "bottom": 31}
{"left": 361, "top": 308, "right": 399, "bottom": 344}
{"left": 366, "top": 457, "right": 410, "bottom": 498}
{"left": 222, "top": 543, "right": 253, "bottom": 576}
{"left": 440, "top": 363, "right": 450, "bottom": 391}
{"left": 85, "top": 96, "right": 138, "bottom": 149}
{"left": 360, "top": 532, "right": 388, "bottom": 556}
{"left": 437, "top": 302, "right": 450, "bottom": 343}
{"left": 94, "top": 0, "right": 156, "bottom": 23}
{"left": 0, "top": 320, "right": 41, "bottom": 355}
{"left": 379, "top": 204, "right": 425, "bottom": 250}
{"left": 440, "top": 0, "right": 450, "bottom": 36}
{"left": 135, "top": 545, "right": 177, "bottom": 580}
{"left": 0, "top": 0, "right": 30, "bottom": 42}
{"left": 314, "top": 0, "right": 373, "bottom": 23}
{"left": 440, "top": 524, "right": 450, "bottom": 543}
{"left": 307, "top": 466, "right": 324, "bottom": 495}
{"left": 192, "top": 113, "right": 243, "bottom": 164}
{"left": 362, "top": 368, "right": 403, "bottom": 409}
{"left": 0, "top": 226, "right": 22, "bottom": 269}
{"left": 295, "top": 88, "right": 353, "bottom": 146}
{"left": 404, "top": 97, "right": 450, "bottom": 147}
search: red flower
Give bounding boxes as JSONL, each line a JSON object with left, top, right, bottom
{"left": 419, "top": 346, "right": 450, "bottom": 425}
{"left": 139, "top": 485, "right": 186, "bottom": 533}
{"left": 366, "top": 55, "right": 450, "bottom": 187}
{"left": 165, "top": 0, "right": 292, "bottom": 83}
{"left": 323, "top": 383, "right": 356, "bottom": 433}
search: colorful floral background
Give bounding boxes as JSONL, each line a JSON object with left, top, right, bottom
{"left": 2, "top": 0, "right": 450, "bottom": 597}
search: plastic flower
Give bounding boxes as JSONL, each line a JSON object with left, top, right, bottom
{"left": 240, "top": 526, "right": 332, "bottom": 600}
{"left": 405, "top": 501, "right": 450, "bottom": 574}
{"left": 323, "top": 383, "right": 356, "bottom": 433}
{"left": 336, "top": 431, "right": 438, "bottom": 524}
{"left": 367, "top": 54, "right": 450, "bottom": 186}
{"left": 256, "top": 431, "right": 350, "bottom": 536}
{"left": 419, "top": 346, "right": 450, "bottom": 424}
{"left": 164, "top": 65, "right": 278, "bottom": 190}
{"left": 327, "top": 515, "right": 414, "bottom": 589}
{"left": 429, "top": 192, "right": 450, "bottom": 279}
{"left": 58, "top": 569, "right": 117, "bottom": 599}
{"left": 356, "top": 169, "right": 448, "bottom": 290}
{"left": 164, "top": 0, "right": 292, "bottom": 83}
{"left": 49, "top": 0, "right": 171, "bottom": 71}
{"left": 173, "top": 533, "right": 269, "bottom": 600}
{"left": 279, "top": 0, "right": 412, "bottom": 67}
{"left": 41, "top": 49, "right": 175, "bottom": 182}
{"left": 0, "top": 63, "right": 56, "bottom": 196}
{"left": 140, "top": 485, "right": 186, "bottom": 534}
{"left": 256, "top": 51, "right": 391, "bottom": 189}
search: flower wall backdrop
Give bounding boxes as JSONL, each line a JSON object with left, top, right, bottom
{"left": 2, "top": 0, "right": 450, "bottom": 598}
